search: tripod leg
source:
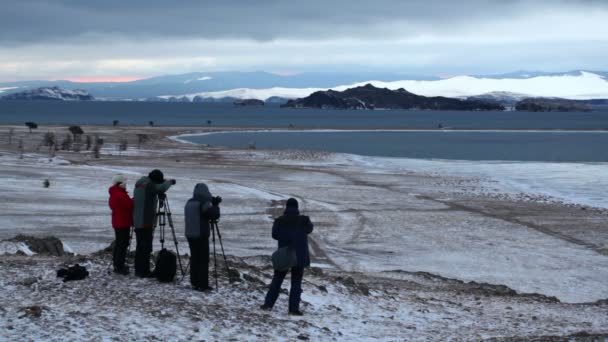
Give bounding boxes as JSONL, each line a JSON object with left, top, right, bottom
{"left": 212, "top": 226, "right": 219, "bottom": 290}
{"left": 214, "top": 222, "right": 230, "bottom": 272}
{"left": 167, "top": 212, "right": 184, "bottom": 275}
{"left": 181, "top": 259, "right": 191, "bottom": 282}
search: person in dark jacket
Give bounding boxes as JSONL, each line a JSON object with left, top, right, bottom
{"left": 184, "top": 183, "right": 221, "bottom": 291}
{"left": 261, "top": 198, "right": 314, "bottom": 315}
{"left": 108, "top": 174, "right": 134, "bottom": 275}
{"left": 132, "top": 169, "right": 175, "bottom": 278}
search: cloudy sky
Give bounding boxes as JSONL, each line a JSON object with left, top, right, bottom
{"left": 0, "top": 0, "right": 607, "bottom": 82}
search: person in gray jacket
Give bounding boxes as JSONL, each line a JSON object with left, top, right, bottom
{"left": 184, "top": 183, "right": 221, "bottom": 291}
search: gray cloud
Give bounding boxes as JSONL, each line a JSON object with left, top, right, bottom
{"left": 0, "top": 0, "right": 607, "bottom": 80}
{"left": 1, "top": 0, "right": 605, "bottom": 44}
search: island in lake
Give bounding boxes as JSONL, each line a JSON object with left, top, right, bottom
{"left": 281, "top": 84, "right": 505, "bottom": 111}
{"left": 1, "top": 86, "right": 94, "bottom": 101}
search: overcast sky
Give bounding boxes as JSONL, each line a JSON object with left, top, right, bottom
{"left": 0, "top": 0, "right": 607, "bottom": 81}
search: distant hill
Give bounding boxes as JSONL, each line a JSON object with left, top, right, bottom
{"left": 1, "top": 86, "right": 94, "bottom": 101}
{"left": 281, "top": 84, "right": 504, "bottom": 111}
{"left": 234, "top": 99, "right": 265, "bottom": 106}
{"left": 466, "top": 92, "right": 530, "bottom": 105}
{"left": 515, "top": 98, "right": 593, "bottom": 112}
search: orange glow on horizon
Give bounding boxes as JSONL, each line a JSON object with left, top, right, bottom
{"left": 57, "top": 76, "right": 144, "bottom": 83}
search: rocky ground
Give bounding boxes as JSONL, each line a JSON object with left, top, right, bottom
{"left": 1, "top": 241, "right": 607, "bottom": 341}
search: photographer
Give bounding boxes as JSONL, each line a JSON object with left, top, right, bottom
{"left": 261, "top": 198, "right": 313, "bottom": 315}
{"left": 184, "top": 183, "right": 221, "bottom": 291}
{"left": 132, "top": 169, "right": 175, "bottom": 278}
{"left": 108, "top": 174, "right": 133, "bottom": 275}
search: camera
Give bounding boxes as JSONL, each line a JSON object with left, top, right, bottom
{"left": 212, "top": 196, "right": 222, "bottom": 206}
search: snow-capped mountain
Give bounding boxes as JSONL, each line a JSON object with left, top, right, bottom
{"left": 1, "top": 86, "right": 94, "bottom": 101}
{"left": 162, "top": 71, "right": 608, "bottom": 101}
{"left": 0, "top": 70, "right": 606, "bottom": 101}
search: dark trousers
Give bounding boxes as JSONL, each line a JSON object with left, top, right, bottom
{"left": 187, "top": 238, "right": 210, "bottom": 289}
{"left": 264, "top": 267, "right": 304, "bottom": 312}
{"left": 135, "top": 228, "right": 153, "bottom": 276}
{"left": 113, "top": 228, "right": 130, "bottom": 270}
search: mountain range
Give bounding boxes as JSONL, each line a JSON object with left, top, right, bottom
{"left": 0, "top": 70, "right": 606, "bottom": 102}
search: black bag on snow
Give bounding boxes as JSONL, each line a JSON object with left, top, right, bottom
{"left": 57, "top": 264, "right": 89, "bottom": 282}
{"left": 154, "top": 248, "right": 177, "bottom": 282}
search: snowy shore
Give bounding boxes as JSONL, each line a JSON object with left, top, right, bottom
{"left": 1, "top": 125, "right": 607, "bottom": 340}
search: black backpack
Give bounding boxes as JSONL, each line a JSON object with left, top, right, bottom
{"left": 154, "top": 248, "right": 177, "bottom": 282}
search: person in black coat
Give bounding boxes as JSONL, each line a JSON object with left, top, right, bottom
{"left": 184, "top": 183, "right": 221, "bottom": 291}
{"left": 261, "top": 198, "right": 314, "bottom": 315}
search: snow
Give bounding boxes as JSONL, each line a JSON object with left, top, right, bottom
{"left": 184, "top": 76, "right": 213, "bottom": 83}
{"left": 348, "top": 154, "right": 608, "bottom": 209}
{"left": 0, "top": 86, "right": 19, "bottom": 93}
{"left": 2, "top": 127, "right": 608, "bottom": 338}
{"left": 1, "top": 254, "right": 606, "bottom": 341}
{"left": 163, "top": 71, "right": 608, "bottom": 101}
{"left": 1, "top": 137, "right": 608, "bottom": 304}
{"left": 0, "top": 241, "right": 35, "bottom": 256}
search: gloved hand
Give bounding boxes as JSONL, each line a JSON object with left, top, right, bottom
{"left": 211, "top": 196, "right": 222, "bottom": 206}
{"left": 170, "top": 179, "right": 176, "bottom": 185}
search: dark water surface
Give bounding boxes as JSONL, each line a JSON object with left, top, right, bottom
{"left": 1, "top": 101, "right": 608, "bottom": 129}
{"left": 183, "top": 130, "right": 608, "bottom": 162}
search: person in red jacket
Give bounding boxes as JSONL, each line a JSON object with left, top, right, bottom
{"left": 108, "top": 174, "right": 134, "bottom": 275}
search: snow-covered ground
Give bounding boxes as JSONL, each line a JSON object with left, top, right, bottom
{"left": 1, "top": 126, "right": 607, "bottom": 339}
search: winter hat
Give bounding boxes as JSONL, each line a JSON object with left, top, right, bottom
{"left": 148, "top": 169, "right": 164, "bottom": 183}
{"left": 286, "top": 198, "right": 299, "bottom": 208}
{"left": 112, "top": 174, "right": 127, "bottom": 185}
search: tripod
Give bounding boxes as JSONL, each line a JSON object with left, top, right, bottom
{"left": 210, "top": 220, "right": 230, "bottom": 289}
{"left": 155, "top": 194, "right": 185, "bottom": 275}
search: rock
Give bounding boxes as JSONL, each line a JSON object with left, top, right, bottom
{"left": 20, "top": 305, "right": 43, "bottom": 318}
{"left": 297, "top": 334, "right": 310, "bottom": 340}
{"left": 307, "top": 267, "right": 324, "bottom": 276}
{"left": 21, "top": 277, "right": 38, "bottom": 286}
{"left": 9, "top": 235, "right": 69, "bottom": 256}
{"left": 227, "top": 268, "right": 241, "bottom": 283}
{"left": 318, "top": 285, "right": 328, "bottom": 293}
{"left": 234, "top": 99, "right": 265, "bottom": 106}
{"left": 242, "top": 273, "right": 264, "bottom": 285}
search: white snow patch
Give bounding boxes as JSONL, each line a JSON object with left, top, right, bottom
{"left": 0, "top": 86, "right": 19, "bottom": 93}
{"left": 0, "top": 241, "right": 35, "bottom": 256}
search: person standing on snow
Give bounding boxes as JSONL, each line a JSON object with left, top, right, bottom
{"left": 132, "top": 169, "right": 175, "bottom": 278}
{"left": 108, "top": 174, "right": 134, "bottom": 275}
{"left": 261, "top": 198, "right": 314, "bottom": 315}
{"left": 184, "top": 183, "right": 221, "bottom": 291}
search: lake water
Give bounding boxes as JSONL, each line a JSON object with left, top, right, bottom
{"left": 182, "top": 130, "right": 608, "bottom": 162}
{"left": 1, "top": 101, "right": 608, "bottom": 129}
{"left": 2, "top": 101, "right": 607, "bottom": 207}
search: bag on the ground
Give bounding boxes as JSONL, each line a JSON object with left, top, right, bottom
{"left": 154, "top": 248, "right": 177, "bottom": 282}
{"left": 272, "top": 246, "right": 297, "bottom": 272}
{"left": 56, "top": 264, "right": 89, "bottom": 282}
